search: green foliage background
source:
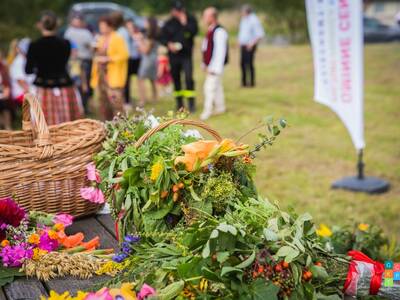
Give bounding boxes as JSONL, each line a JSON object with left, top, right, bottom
{"left": 0, "top": 0, "right": 308, "bottom": 48}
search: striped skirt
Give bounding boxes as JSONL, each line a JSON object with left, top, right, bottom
{"left": 35, "top": 86, "right": 83, "bottom": 126}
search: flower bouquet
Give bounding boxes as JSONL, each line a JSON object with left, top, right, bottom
{"left": 93, "top": 112, "right": 398, "bottom": 299}
{"left": 0, "top": 197, "right": 116, "bottom": 284}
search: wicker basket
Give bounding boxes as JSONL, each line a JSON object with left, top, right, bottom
{"left": 0, "top": 94, "right": 106, "bottom": 217}
{"left": 134, "top": 119, "right": 223, "bottom": 148}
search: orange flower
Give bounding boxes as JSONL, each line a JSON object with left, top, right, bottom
{"left": 175, "top": 139, "right": 248, "bottom": 172}
{"left": 53, "top": 223, "right": 65, "bottom": 232}
{"left": 1, "top": 240, "right": 9, "bottom": 247}
{"left": 28, "top": 233, "right": 40, "bottom": 244}
{"left": 48, "top": 230, "right": 58, "bottom": 240}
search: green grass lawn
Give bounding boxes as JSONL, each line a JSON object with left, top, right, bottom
{"left": 142, "top": 43, "right": 400, "bottom": 237}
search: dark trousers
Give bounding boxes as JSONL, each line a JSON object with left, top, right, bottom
{"left": 124, "top": 58, "right": 141, "bottom": 104}
{"left": 240, "top": 45, "right": 257, "bottom": 87}
{"left": 80, "top": 59, "right": 92, "bottom": 114}
{"left": 170, "top": 55, "right": 196, "bottom": 112}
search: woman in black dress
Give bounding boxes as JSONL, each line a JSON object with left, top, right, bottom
{"left": 26, "top": 11, "right": 82, "bottom": 125}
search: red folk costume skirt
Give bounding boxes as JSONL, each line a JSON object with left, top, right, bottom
{"left": 36, "top": 86, "right": 83, "bottom": 125}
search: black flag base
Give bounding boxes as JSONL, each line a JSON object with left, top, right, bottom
{"left": 332, "top": 176, "right": 390, "bottom": 194}
{"left": 331, "top": 149, "right": 390, "bottom": 194}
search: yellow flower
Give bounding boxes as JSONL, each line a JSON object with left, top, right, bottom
{"left": 41, "top": 290, "right": 88, "bottom": 300}
{"left": 1, "top": 240, "right": 10, "bottom": 247}
{"left": 358, "top": 223, "right": 369, "bottom": 232}
{"left": 110, "top": 283, "right": 137, "bottom": 300}
{"left": 48, "top": 230, "right": 58, "bottom": 240}
{"left": 28, "top": 233, "right": 40, "bottom": 244}
{"left": 33, "top": 248, "right": 48, "bottom": 260}
{"left": 96, "top": 260, "right": 126, "bottom": 276}
{"left": 199, "top": 278, "right": 208, "bottom": 291}
{"left": 53, "top": 223, "right": 65, "bottom": 232}
{"left": 316, "top": 224, "right": 332, "bottom": 238}
{"left": 150, "top": 160, "right": 164, "bottom": 181}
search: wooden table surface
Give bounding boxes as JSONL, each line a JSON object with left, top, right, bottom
{"left": 1, "top": 214, "right": 117, "bottom": 299}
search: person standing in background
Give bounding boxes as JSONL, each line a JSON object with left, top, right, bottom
{"left": 90, "top": 15, "right": 128, "bottom": 121}
{"left": 125, "top": 19, "right": 142, "bottom": 106}
{"left": 26, "top": 11, "right": 82, "bottom": 125}
{"left": 64, "top": 14, "right": 94, "bottom": 114}
{"left": 9, "top": 38, "right": 34, "bottom": 105}
{"left": 160, "top": 1, "right": 198, "bottom": 112}
{"left": 0, "top": 57, "right": 14, "bottom": 130}
{"left": 238, "top": 4, "right": 265, "bottom": 87}
{"left": 133, "top": 17, "right": 159, "bottom": 107}
{"left": 109, "top": 12, "right": 137, "bottom": 110}
{"left": 200, "top": 7, "right": 228, "bottom": 121}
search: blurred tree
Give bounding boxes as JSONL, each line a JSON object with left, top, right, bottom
{"left": 0, "top": 0, "right": 308, "bottom": 47}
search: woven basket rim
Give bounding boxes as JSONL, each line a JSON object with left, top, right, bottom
{"left": 0, "top": 118, "right": 105, "bottom": 160}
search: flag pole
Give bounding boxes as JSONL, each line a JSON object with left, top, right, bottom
{"left": 332, "top": 149, "right": 389, "bottom": 194}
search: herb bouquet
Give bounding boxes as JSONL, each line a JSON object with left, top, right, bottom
{"left": 95, "top": 113, "right": 395, "bottom": 300}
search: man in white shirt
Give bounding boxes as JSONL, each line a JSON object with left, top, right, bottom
{"left": 200, "top": 7, "right": 228, "bottom": 121}
{"left": 238, "top": 4, "right": 265, "bottom": 87}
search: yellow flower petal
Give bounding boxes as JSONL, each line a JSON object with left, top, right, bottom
{"left": 358, "top": 223, "right": 369, "bottom": 232}
{"left": 316, "top": 224, "right": 332, "bottom": 237}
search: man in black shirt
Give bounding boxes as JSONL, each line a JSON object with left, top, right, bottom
{"left": 160, "top": 1, "right": 198, "bottom": 112}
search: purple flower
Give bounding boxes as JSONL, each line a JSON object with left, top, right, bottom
{"left": 121, "top": 242, "right": 132, "bottom": 254}
{"left": 112, "top": 252, "right": 128, "bottom": 263}
{"left": 124, "top": 235, "right": 140, "bottom": 244}
{"left": 1, "top": 243, "right": 33, "bottom": 267}
{"left": 38, "top": 232, "right": 59, "bottom": 251}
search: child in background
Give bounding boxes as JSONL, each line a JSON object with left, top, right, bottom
{"left": 156, "top": 46, "right": 172, "bottom": 97}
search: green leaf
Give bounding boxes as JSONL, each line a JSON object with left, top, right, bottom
{"left": 202, "top": 240, "right": 210, "bottom": 258}
{"left": 220, "top": 266, "right": 242, "bottom": 277}
{"left": 157, "top": 280, "right": 185, "bottom": 300}
{"left": 189, "top": 185, "right": 202, "bottom": 201}
{"left": 217, "top": 223, "right": 237, "bottom": 235}
{"left": 250, "top": 279, "right": 279, "bottom": 300}
{"left": 108, "top": 158, "right": 117, "bottom": 180}
{"left": 216, "top": 251, "right": 230, "bottom": 263}
{"left": 235, "top": 251, "right": 256, "bottom": 269}
{"left": 210, "top": 229, "right": 219, "bottom": 239}
{"left": 201, "top": 267, "right": 221, "bottom": 282}
{"left": 310, "top": 265, "right": 329, "bottom": 280}
{"left": 263, "top": 228, "right": 278, "bottom": 241}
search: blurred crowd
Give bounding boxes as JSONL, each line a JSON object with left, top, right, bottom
{"left": 0, "top": 1, "right": 265, "bottom": 129}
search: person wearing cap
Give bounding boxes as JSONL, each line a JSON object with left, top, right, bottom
{"left": 200, "top": 7, "right": 228, "bottom": 121}
{"left": 238, "top": 4, "right": 265, "bottom": 87}
{"left": 9, "top": 38, "right": 34, "bottom": 105}
{"left": 159, "top": 1, "right": 198, "bottom": 112}
{"left": 64, "top": 14, "right": 94, "bottom": 114}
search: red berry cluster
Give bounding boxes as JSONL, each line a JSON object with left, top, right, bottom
{"left": 245, "top": 250, "right": 295, "bottom": 298}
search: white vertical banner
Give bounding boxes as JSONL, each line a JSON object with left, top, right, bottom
{"left": 306, "top": 0, "right": 365, "bottom": 150}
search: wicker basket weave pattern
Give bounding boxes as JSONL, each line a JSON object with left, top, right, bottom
{"left": 0, "top": 94, "right": 106, "bottom": 217}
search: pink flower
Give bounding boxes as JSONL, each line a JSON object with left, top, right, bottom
{"left": 80, "top": 187, "right": 105, "bottom": 204}
{"left": 137, "top": 283, "right": 156, "bottom": 300}
{"left": 84, "top": 288, "right": 113, "bottom": 300}
{"left": 39, "top": 232, "right": 59, "bottom": 251}
{"left": 1, "top": 243, "right": 33, "bottom": 267}
{"left": 86, "top": 163, "right": 101, "bottom": 183}
{"left": 53, "top": 213, "right": 74, "bottom": 227}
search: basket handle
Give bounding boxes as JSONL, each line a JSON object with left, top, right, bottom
{"left": 135, "top": 119, "right": 222, "bottom": 148}
{"left": 22, "top": 93, "right": 54, "bottom": 159}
